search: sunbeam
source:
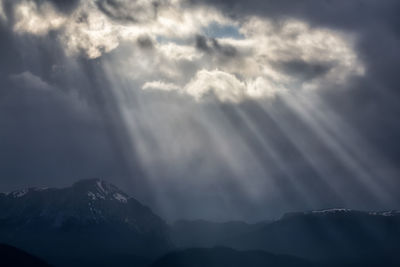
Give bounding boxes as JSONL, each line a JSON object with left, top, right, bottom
{"left": 1, "top": 1, "right": 400, "bottom": 266}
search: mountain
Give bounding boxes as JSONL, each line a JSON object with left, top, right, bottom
{"left": 0, "top": 179, "right": 172, "bottom": 267}
{"left": 171, "top": 219, "right": 270, "bottom": 248}
{"left": 219, "top": 209, "right": 400, "bottom": 264}
{"left": 150, "top": 247, "right": 313, "bottom": 267}
{"left": 1, "top": 179, "right": 399, "bottom": 266}
{"left": 0, "top": 243, "right": 51, "bottom": 267}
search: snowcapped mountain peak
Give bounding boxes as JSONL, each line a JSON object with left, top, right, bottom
{"left": 0, "top": 179, "right": 172, "bottom": 260}
{"left": 73, "top": 178, "right": 110, "bottom": 190}
{"left": 113, "top": 192, "right": 128, "bottom": 203}
{"left": 6, "top": 187, "right": 50, "bottom": 198}
{"left": 0, "top": 179, "right": 167, "bottom": 231}
{"left": 73, "top": 178, "right": 130, "bottom": 203}
{"left": 1, "top": 179, "right": 131, "bottom": 205}
{"left": 96, "top": 180, "right": 107, "bottom": 194}
{"left": 309, "top": 208, "right": 353, "bottom": 214}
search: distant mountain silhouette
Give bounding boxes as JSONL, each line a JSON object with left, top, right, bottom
{"left": 170, "top": 210, "right": 400, "bottom": 266}
{"left": 1, "top": 179, "right": 399, "bottom": 267}
{"left": 150, "top": 247, "right": 313, "bottom": 267}
{"left": 219, "top": 209, "right": 400, "bottom": 264}
{"left": 171, "top": 219, "right": 270, "bottom": 248}
{"left": 0, "top": 179, "right": 172, "bottom": 267}
{"left": 0, "top": 243, "right": 51, "bottom": 267}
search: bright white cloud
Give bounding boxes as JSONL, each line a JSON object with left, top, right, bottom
{"left": 13, "top": 0, "right": 66, "bottom": 35}
{"left": 143, "top": 81, "right": 181, "bottom": 91}
{"left": 169, "top": 70, "right": 285, "bottom": 102}
{"left": 10, "top": 0, "right": 365, "bottom": 102}
{"left": 238, "top": 18, "right": 365, "bottom": 87}
{"left": 184, "top": 69, "right": 246, "bottom": 102}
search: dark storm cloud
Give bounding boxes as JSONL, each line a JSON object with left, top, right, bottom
{"left": 0, "top": 74, "right": 118, "bottom": 188}
{"left": 195, "top": 35, "right": 237, "bottom": 58}
{"left": 96, "top": 0, "right": 160, "bottom": 23}
{"left": 195, "top": 35, "right": 210, "bottom": 52}
{"left": 10, "top": 71, "right": 52, "bottom": 90}
{"left": 272, "top": 60, "right": 334, "bottom": 81}
{"left": 137, "top": 35, "right": 154, "bottom": 49}
{"left": 191, "top": 0, "right": 400, "bottom": 32}
{"left": 0, "top": 24, "right": 148, "bottom": 195}
{"left": 45, "top": 0, "right": 81, "bottom": 13}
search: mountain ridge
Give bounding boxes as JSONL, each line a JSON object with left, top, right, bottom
{"left": 0, "top": 178, "right": 172, "bottom": 267}
{"left": 1, "top": 179, "right": 399, "bottom": 266}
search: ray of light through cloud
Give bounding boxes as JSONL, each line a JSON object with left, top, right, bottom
{"left": 1, "top": 0, "right": 399, "bottom": 221}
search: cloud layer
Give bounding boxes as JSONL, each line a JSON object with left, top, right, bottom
{"left": 3, "top": 0, "right": 364, "bottom": 102}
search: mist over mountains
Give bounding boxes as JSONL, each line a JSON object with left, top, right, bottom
{"left": 0, "top": 179, "right": 399, "bottom": 266}
{"left": 1, "top": 0, "right": 400, "bottom": 266}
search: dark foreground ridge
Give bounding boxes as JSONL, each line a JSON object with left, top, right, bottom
{"left": 0, "top": 243, "right": 51, "bottom": 267}
{"left": 1, "top": 179, "right": 399, "bottom": 267}
{"left": 151, "top": 247, "right": 312, "bottom": 267}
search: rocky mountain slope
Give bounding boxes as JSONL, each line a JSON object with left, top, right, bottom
{"left": 1, "top": 179, "right": 399, "bottom": 267}
{"left": 0, "top": 179, "right": 172, "bottom": 266}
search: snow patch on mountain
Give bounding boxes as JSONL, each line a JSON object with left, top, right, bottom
{"left": 6, "top": 187, "right": 50, "bottom": 198}
{"left": 310, "top": 208, "right": 353, "bottom": 214}
{"left": 96, "top": 180, "right": 107, "bottom": 194}
{"left": 368, "top": 211, "right": 400, "bottom": 217}
{"left": 9, "top": 188, "right": 29, "bottom": 198}
{"left": 83, "top": 180, "right": 129, "bottom": 203}
{"left": 88, "top": 191, "right": 96, "bottom": 200}
{"left": 305, "top": 209, "right": 400, "bottom": 217}
{"left": 113, "top": 193, "right": 128, "bottom": 203}
{"left": 282, "top": 208, "right": 400, "bottom": 220}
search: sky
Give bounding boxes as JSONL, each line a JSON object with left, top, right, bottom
{"left": 0, "top": 0, "right": 400, "bottom": 222}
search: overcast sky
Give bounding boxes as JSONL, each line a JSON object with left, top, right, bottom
{"left": 0, "top": 0, "right": 400, "bottom": 222}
